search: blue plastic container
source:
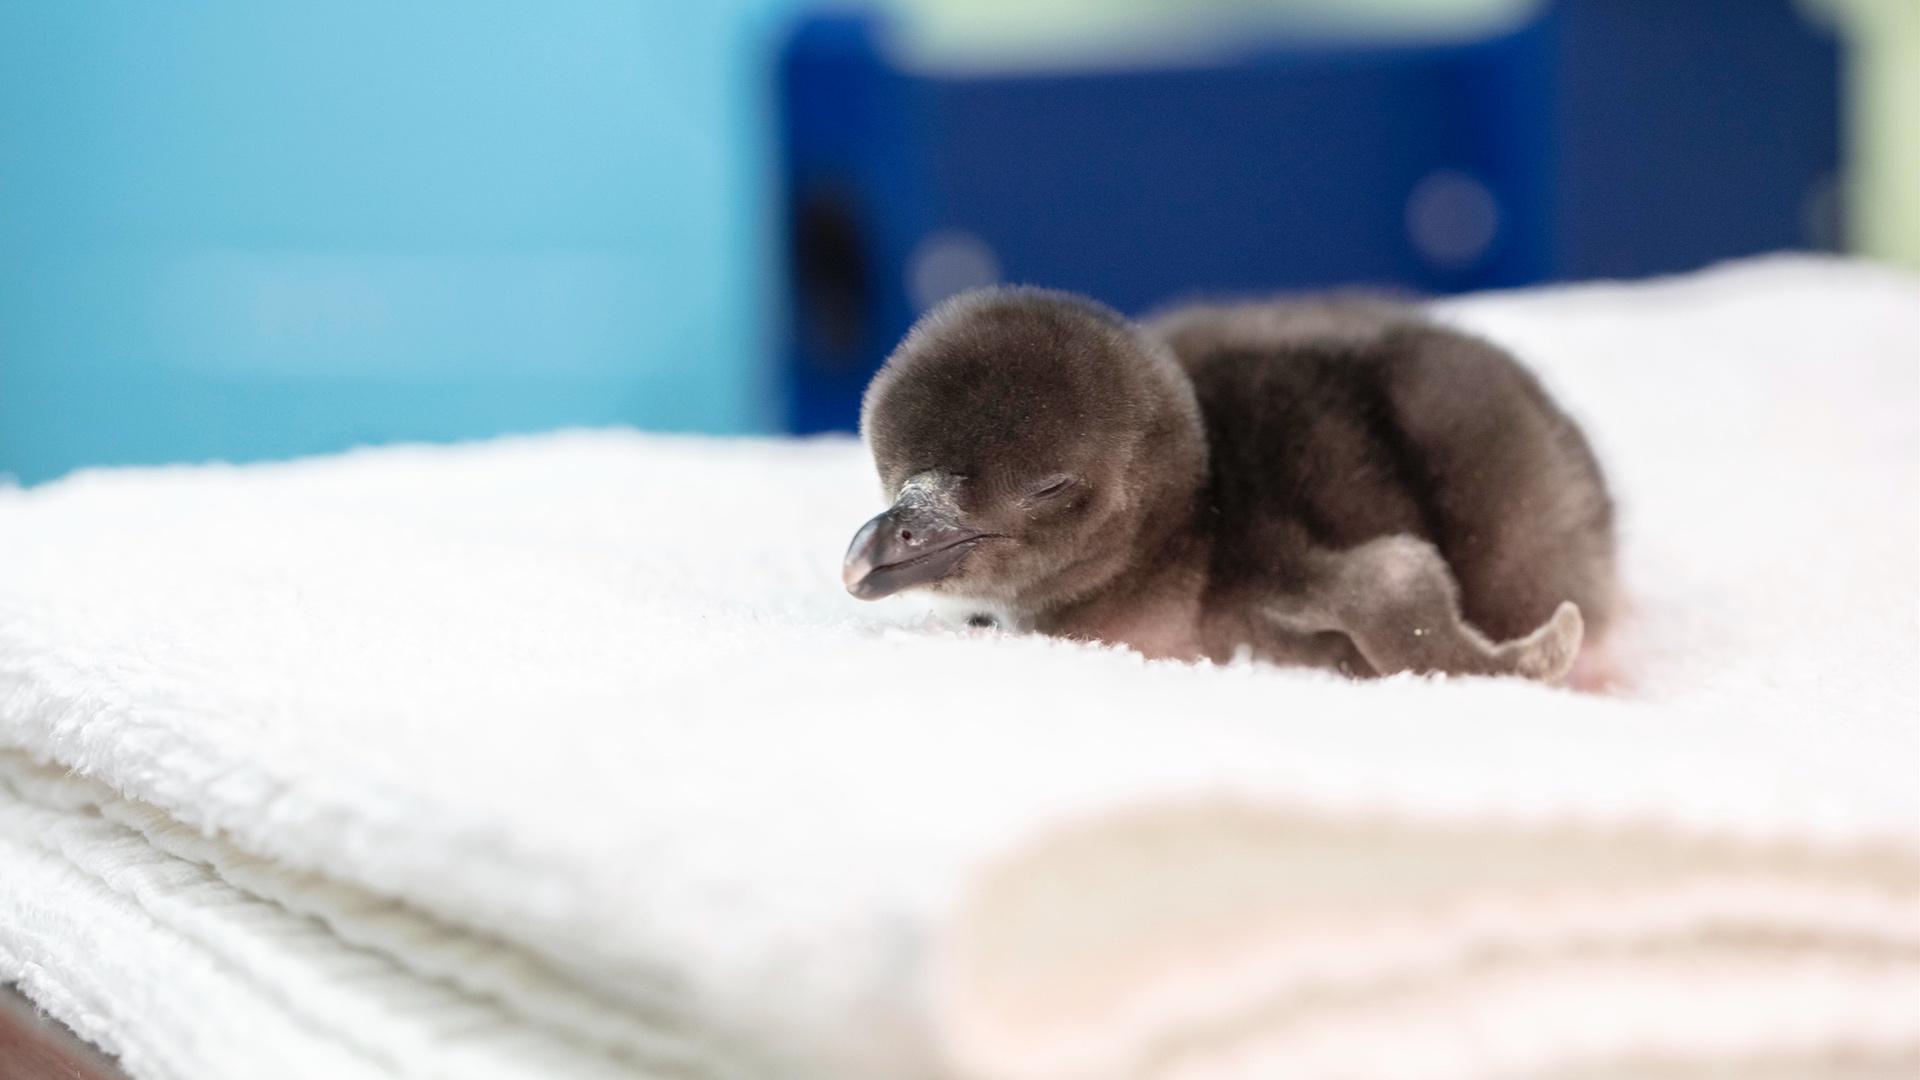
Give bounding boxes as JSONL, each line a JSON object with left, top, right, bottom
{"left": 777, "top": 0, "right": 1839, "bottom": 433}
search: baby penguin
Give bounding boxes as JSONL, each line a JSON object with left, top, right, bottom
{"left": 841, "top": 287, "right": 1615, "bottom": 682}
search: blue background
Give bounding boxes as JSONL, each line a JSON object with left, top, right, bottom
{"left": 0, "top": 1, "right": 1846, "bottom": 485}
{"left": 1, "top": 2, "right": 795, "bottom": 484}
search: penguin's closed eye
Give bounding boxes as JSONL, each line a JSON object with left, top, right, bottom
{"left": 1023, "top": 475, "right": 1078, "bottom": 504}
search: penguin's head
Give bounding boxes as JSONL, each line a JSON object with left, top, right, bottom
{"left": 843, "top": 287, "right": 1207, "bottom": 614}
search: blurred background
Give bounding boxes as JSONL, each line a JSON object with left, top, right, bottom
{"left": 1, "top": 0, "right": 1913, "bottom": 484}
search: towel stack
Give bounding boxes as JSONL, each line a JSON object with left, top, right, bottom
{"left": 1, "top": 258, "right": 1916, "bottom": 1079}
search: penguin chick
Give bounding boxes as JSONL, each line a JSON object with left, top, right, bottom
{"left": 841, "top": 287, "right": 1615, "bottom": 681}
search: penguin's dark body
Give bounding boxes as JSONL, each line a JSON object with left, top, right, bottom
{"left": 843, "top": 288, "right": 1615, "bottom": 682}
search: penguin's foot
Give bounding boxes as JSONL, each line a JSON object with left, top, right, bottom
{"left": 1273, "top": 535, "right": 1584, "bottom": 683}
{"left": 1493, "top": 600, "right": 1584, "bottom": 683}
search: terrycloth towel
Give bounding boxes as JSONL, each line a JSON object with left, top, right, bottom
{"left": 0, "top": 257, "right": 1915, "bottom": 1080}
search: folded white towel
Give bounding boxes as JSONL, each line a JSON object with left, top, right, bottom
{"left": 1, "top": 256, "right": 1915, "bottom": 1080}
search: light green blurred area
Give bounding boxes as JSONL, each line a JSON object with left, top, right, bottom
{"left": 888, "top": 0, "right": 1919, "bottom": 269}
{"left": 1835, "top": 0, "right": 1920, "bottom": 268}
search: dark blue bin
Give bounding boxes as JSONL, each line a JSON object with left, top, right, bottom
{"left": 777, "top": 0, "right": 1839, "bottom": 433}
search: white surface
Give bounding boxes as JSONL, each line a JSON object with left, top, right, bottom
{"left": 0, "top": 256, "right": 1916, "bottom": 1079}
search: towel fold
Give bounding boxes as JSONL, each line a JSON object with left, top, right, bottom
{"left": 1, "top": 256, "right": 1916, "bottom": 1079}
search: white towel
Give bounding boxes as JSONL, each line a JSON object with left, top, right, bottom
{"left": 1, "top": 256, "right": 1915, "bottom": 1080}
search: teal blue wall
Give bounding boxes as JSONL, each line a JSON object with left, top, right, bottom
{"left": 0, "top": 2, "right": 794, "bottom": 484}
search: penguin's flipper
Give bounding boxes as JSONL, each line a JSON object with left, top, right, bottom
{"left": 1266, "top": 535, "right": 1583, "bottom": 682}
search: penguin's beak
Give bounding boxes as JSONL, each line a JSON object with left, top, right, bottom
{"left": 842, "top": 504, "right": 989, "bottom": 600}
